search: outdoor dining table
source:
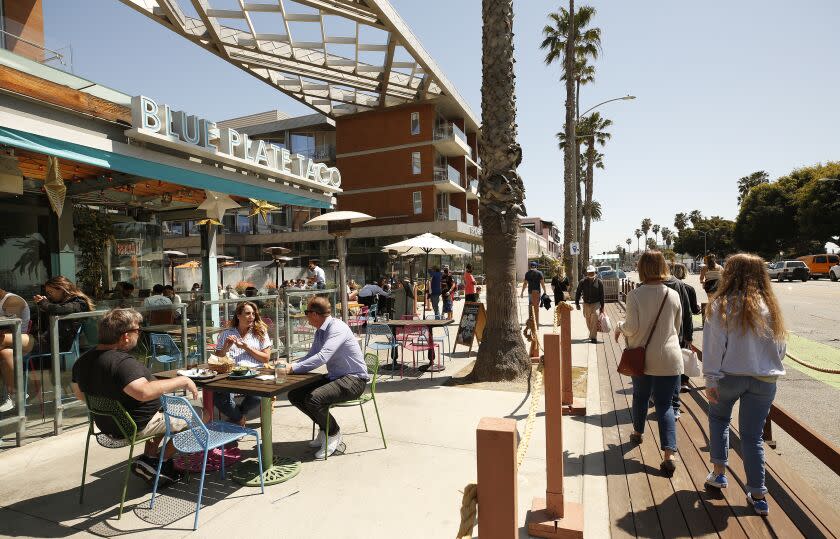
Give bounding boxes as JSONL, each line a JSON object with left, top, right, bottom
{"left": 382, "top": 318, "right": 454, "bottom": 372}
{"left": 154, "top": 366, "right": 321, "bottom": 486}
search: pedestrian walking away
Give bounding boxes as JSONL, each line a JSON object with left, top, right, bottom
{"left": 702, "top": 253, "right": 786, "bottom": 516}
{"left": 520, "top": 261, "right": 547, "bottom": 326}
{"left": 614, "top": 251, "right": 683, "bottom": 473}
{"left": 550, "top": 271, "right": 569, "bottom": 306}
{"left": 663, "top": 263, "right": 695, "bottom": 419}
{"left": 575, "top": 265, "right": 605, "bottom": 343}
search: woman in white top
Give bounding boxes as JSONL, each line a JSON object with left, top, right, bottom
{"left": 701, "top": 253, "right": 785, "bottom": 516}
{"left": 614, "top": 251, "right": 683, "bottom": 472}
{"left": 700, "top": 254, "right": 723, "bottom": 294}
{"left": 213, "top": 301, "right": 273, "bottom": 425}
{"left": 0, "top": 289, "right": 33, "bottom": 413}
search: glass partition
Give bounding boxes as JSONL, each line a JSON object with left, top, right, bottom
{"left": 282, "top": 288, "right": 338, "bottom": 359}
{"left": 0, "top": 318, "right": 25, "bottom": 446}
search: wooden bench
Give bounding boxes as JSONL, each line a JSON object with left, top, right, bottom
{"left": 597, "top": 302, "right": 840, "bottom": 538}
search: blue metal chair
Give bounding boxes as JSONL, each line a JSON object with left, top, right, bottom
{"left": 24, "top": 325, "right": 83, "bottom": 403}
{"left": 151, "top": 395, "right": 264, "bottom": 530}
{"left": 364, "top": 323, "right": 399, "bottom": 358}
{"left": 149, "top": 333, "right": 183, "bottom": 370}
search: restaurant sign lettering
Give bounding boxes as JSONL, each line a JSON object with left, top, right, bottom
{"left": 128, "top": 95, "right": 341, "bottom": 190}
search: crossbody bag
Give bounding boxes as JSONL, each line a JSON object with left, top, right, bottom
{"left": 617, "top": 289, "right": 668, "bottom": 377}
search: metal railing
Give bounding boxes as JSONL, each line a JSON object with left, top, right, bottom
{"left": 434, "top": 165, "right": 461, "bottom": 185}
{"left": 0, "top": 318, "right": 25, "bottom": 446}
{"left": 434, "top": 123, "right": 468, "bottom": 146}
{"left": 292, "top": 144, "right": 336, "bottom": 162}
{"left": 436, "top": 205, "right": 463, "bottom": 222}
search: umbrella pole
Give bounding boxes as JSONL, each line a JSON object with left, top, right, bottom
{"left": 423, "top": 250, "right": 429, "bottom": 319}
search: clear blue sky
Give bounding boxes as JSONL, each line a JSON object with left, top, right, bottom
{"left": 44, "top": 1, "right": 840, "bottom": 255}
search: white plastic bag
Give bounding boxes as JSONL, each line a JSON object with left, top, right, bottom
{"left": 598, "top": 312, "right": 612, "bottom": 332}
{"left": 682, "top": 348, "right": 702, "bottom": 377}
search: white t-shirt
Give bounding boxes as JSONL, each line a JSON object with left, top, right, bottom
{"left": 215, "top": 327, "right": 273, "bottom": 368}
{"left": 309, "top": 265, "right": 326, "bottom": 284}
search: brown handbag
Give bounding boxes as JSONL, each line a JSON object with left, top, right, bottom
{"left": 617, "top": 290, "right": 669, "bottom": 377}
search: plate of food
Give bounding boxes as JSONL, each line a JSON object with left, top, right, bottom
{"left": 227, "top": 366, "right": 258, "bottom": 379}
{"left": 177, "top": 368, "right": 217, "bottom": 379}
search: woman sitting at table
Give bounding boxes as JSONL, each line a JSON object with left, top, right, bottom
{"left": 213, "top": 301, "right": 272, "bottom": 426}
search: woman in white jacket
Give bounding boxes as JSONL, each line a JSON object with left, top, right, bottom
{"left": 701, "top": 253, "right": 786, "bottom": 516}
{"left": 614, "top": 251, "right": 683, "bottom": 472}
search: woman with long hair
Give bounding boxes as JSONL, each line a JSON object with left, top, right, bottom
{"left": 700, "top": 254, "right": 722, "bottom": 294}
{"left": 614, "top": 251, "right": 683, "bottom": 472}
{"left": 702, "top": 253, "right": 786, "bottom": 515}
{"left": 33, "top": 276, "right": 94, "bottom": 352}
{"left": 212, "top": 301, "right": 273, "bottom": 425}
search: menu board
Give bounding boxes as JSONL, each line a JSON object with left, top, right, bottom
{"left": 454, "top": 301, "right": 486, "bottom": 352}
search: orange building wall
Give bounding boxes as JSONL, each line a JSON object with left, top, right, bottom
{"left": 2, "top": 0, "right": 44, "bottom": 61}
{"left": 337, "top": 145, "right": 433, "bottom": 190}
{"left": 338, "top": 185, "right": 436, "bottom": 225}
{"left": 336, "top": 103, "right": 435, "bottom": 154}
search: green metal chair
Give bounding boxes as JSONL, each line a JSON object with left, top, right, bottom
{"left": 312, "top": 352, "right": 386, "bottom": 460}
{"left": 79, "top": 394, "right": 157, "bottom": 519}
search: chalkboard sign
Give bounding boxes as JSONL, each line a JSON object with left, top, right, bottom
{"left": 454, "top": 301, "right": 486, "bottom": 353}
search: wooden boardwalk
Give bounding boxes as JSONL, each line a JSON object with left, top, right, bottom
{"left": 598, "top": 302, "right": 840, "bottom": 538}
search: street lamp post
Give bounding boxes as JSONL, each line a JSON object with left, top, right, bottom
{"left": 578, "top": 95, "right": 636, "bottom": 121}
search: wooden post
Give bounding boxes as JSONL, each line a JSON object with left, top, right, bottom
{"left": 763, "top": 417, "right": 777, "bottom": 449}
{"left": 477, "top": 417, "right": 518, "bottom": 538}
{"left": 527, "top": 333, "right": 584, "bottom": 538}
{"left": 559, "top": 303, "right": 585, "bottom": 415}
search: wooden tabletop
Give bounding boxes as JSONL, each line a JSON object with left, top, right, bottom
{"left": 142, "top": 325, "right": 226, "bottom": 335}
{"left": 383, "top": 319, "right": 454, "bottom": 327}
{"left": 154, "top": 365, "right": 321, "bottom": 398}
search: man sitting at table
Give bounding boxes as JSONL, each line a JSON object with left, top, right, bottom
{"left": 282, "top": 297, "right": 369, "bottom": 459}
{"left": 71, "top": 308, "right": 198, "bottom": 487}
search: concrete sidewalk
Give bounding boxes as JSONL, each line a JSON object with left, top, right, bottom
{"left": 0, "top": 295, "right": 610, "bottom": 538}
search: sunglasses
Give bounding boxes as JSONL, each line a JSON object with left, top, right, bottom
{"left": 303, "top": 309, "right": 324, "bottom": 315}
{"left": 126, "top": 328, "right": 141, "bottom": 334}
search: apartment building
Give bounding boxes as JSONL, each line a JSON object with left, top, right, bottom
{"left": 521, "top": 217, "right": 561, "bottom": 258}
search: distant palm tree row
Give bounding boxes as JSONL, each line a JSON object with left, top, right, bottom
{"left": 625, "top": 212, "right": 699, "bottom": 256}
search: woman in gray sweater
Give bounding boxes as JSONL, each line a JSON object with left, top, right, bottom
{"left": 702, "top": 253, "right": 786, "bottom": 516}
{"left": 614, "top": 251, "right": 683, "bottom": 472}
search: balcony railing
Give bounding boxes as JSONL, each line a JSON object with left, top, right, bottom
{"left": 436, "top": 205, "right": 463, "bottom": 222}
{"left": 291, "top": 144, "right": 336, "bottom": 162}
{"left": 467, "top": 213, "right": 474, "bottom": 226}
{"left": 434, "top": 165, "right": 461, "bottom": 185}
{"left": 434, "top": 123, "right": 468, "bottom": 145}
{"left": 468, "top": 178, "right": 478, "bottom": 192}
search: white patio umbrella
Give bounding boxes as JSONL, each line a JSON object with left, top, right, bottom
{"left": 382, "top": 233, "right": 470, "bottom": 317}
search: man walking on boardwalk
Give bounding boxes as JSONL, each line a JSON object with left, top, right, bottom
{"left": 576, "top": 265, "right": 605, "bottom": 343}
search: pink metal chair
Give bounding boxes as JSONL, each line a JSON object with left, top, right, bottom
{"left": 348, "top": 305, "right": 376, "bottom": 335}
{"left": 398, "top": 325, "right": 440, "bottom": 378}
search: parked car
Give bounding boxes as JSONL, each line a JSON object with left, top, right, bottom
{"left": 595, "top": 265, "right": 613, "bottom": 275}
{"left": 599, "top": 270, "right": 627, "bottom": 280}
{"left": 767, "top": 260, "right": 810, "bottom": 282}
{"left": 797, "top": 254, "right": 840, "bottom": 279}
{"left": 830, "top": 264, "right": 840, "bottom": 282}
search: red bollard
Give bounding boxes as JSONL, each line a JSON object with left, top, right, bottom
{"left": 527, "top": 333, "right": 584, "bottom": 538}
{"left": 477, "top": 417, "right": 519, "bottom": 538}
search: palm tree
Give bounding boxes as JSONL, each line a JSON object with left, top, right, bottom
{"left": 640, "top": 218, "right": 652, "bottom": 248}
{"left": 541, "top": 2, "right": 601, "bottom": 294}
{"left": 661, "top": 227, "right": 673, "bottom": 249}
{"left": 689, "top": 210, "right": 703, "bottom": 226}
{"left": 625, "top": 237, "right": 632, "bottom": 266}
{"left": 578, "top": 112, "right": 612, "bottom": 269}
{"left": 652, "top": 224, "right": 660, "bottom": 246}
{"left": 737, "top": 170, "right": 770, "bottom": 205}
{"left": 634, "top": 228, "right": 642, "bottom": 253}
{"left": 674, "top": 212, "right": 688, "bottom": 233}
{"left": 469, "top": 0, "right": 530, "bottom": 382}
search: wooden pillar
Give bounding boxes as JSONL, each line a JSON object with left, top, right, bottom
{"left": 527, "top": 333, "right": 584, "bottom": 538}
{"left": 559, "top": 303, "right": 585, "bottom": 415}
{"left": 477, "top": 417, "right": 518, "bottom": 538}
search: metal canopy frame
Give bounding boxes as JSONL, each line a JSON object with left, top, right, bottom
{"left": 119, "top": 0, "right": 478, "bottom": 130}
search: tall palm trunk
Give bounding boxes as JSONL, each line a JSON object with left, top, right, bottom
{"left": 582, "top": 137, "right": 595, "bottom": 268}
{"left": 469, "top": 0, "right": 529, "bottom": 382}
{"left": 563, "top": 0, "right": 578, "bottom": 294}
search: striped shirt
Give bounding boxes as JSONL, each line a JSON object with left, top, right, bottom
{"left": 215, "top": 327, "right": 272, "bottom": 368}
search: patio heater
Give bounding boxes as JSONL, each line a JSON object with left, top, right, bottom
{"left": 264, "top": 246, "right": 292, "bottom": 289}
{"left": 387, "top": 249, "right": 399, "bottom": 281}
{"left": 164, "top": 250, "right": 186, "bottom": 288}
{"left": 216, "top": 255, "right": 233, "bottom": 291}
{"left": 304, "top": 211, "right": 374, "bottom": 321}
{"left": 327, "top": 258, "right": 340, "bottom": 285}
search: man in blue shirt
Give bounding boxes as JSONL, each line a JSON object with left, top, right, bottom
{"left": 427, "top": 265, "right": 443, "bottom": 317}
{"left": 282, "top": 296, "right": 369, "bottom": 459}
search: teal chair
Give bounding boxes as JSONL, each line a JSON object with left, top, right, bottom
{"left": 312, "top": 353, "right": 386, "bottom": 460}
{"left": 79, "top": 394, "right": 157, "bottom": 518}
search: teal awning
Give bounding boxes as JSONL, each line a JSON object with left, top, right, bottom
{"left": 0, "top": 126, "right": 332, "bottom": 208}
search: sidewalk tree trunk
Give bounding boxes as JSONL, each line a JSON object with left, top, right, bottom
{"left": 563, "top": 0, "right": 578, "bottom": 294}
{"left": 469, "top": 0, "right": 529, "bottom": 382}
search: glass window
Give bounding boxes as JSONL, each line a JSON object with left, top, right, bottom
{"left": 814, "top": 256, "right": 826, "bottom": 263}
{"left": 412, "top": 151, "right": 421, "bottom": 175}
{"left": 410, "top": 112, "right": 420, "bottom": 135}
{"left": 290, "top": 133, "right": 316, "bottom": 158}
{"left": 413, "top": 191, "right": 422, "bottom": 214}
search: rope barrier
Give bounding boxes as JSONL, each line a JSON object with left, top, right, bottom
{"left": 785, "top": 352, "right": 840, "bottom": 375}
{"left": 455, "top": 307, "right": 547, "bottom": 538}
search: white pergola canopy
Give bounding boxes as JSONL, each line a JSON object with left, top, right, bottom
{"left": 119, "top": 0, "right": 478, "bottom": 129}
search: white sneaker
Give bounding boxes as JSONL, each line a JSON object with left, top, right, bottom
{"left": 0, "top": 397, "right": 13, "bottom": 413}
{"left": 309, "top": 429, "right": 326, "bottom": 448}
{"left": 314, "top": 431, "right": 342, "bottom": 459}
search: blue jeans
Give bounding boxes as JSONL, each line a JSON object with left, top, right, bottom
{"left": 708, "top": 375, "right": 776, "bottom": 497}
{"left": 214, "top": 391, "right": 260, "bottom": 423}
{"left": 631, "top": 375, "right": 680, "bottom": 451}
{"left": 430, "top": 293, "right": 441, "bottom": 316}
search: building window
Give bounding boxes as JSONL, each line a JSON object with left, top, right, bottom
{"left": 412, "top": 151, "right": 421, "bottom": 174}
{"left": 413, "top": 191, "right": 423, "bottom": 214}
{"left": 410, "top": 112, "right": 420, "bottom": 135}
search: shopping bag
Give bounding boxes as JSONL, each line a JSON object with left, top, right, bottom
{"left": 597, "top": 312, "right": 612, "bottom": 332}
{"left": 682, "top": 347, "right": 702, "bottom": 377}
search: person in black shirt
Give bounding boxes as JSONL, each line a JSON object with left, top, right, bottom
{"left": 520, "top": 261, "right": 548, "bottom": 326}
{"left": 72, "top": 308, "right": 197, "bottom": 487}
{"left": 551, "top": 272, "right": 570, "bottom": 305}
{"left": 441, "top": 266, "right": 456, "bottom": 320}
{"left": 575, "top": 265, "right": 605, "bottom": 343}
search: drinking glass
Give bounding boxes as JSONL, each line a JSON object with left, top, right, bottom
{"left": 275, "top": 361, "right": 288, "bottom": 384}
